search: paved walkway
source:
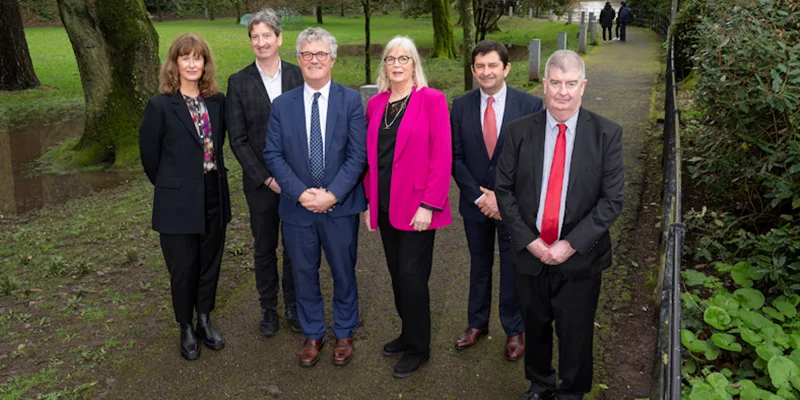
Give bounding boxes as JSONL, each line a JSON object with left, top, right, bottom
{"left": 109, "top": 27, "right": 662, "bottom": 399}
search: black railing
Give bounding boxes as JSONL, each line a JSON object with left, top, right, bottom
{"left": 649, "top": 2, "right": 683, "bottom": 398}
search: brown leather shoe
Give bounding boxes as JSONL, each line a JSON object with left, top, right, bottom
{"left": 505, "top": 334, "right": 525, "bottom": 361}
{"left": 455, "top": 327, "right": 488, "bottom": 350}
{"left": 332, "top": 337, "right": 354, "bottom": 366}
{"left": 299, "top": 337, "right": 325, "bottom": 367}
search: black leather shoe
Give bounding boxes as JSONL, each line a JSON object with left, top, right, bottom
{"left": 196, "top": 313, "right": 225, "bottom": 350}
{"left": 180, "top": 324, "right": 200, "bottom": 360}
{"left": 260, "top": 308, "right": 279, "bottom": 336}
{"left": 382, "top": 337, "right": 405, "bottom": 356}
{"left": 393, "top": 353, "right": 429, "bottom": 378}
{"left": 285, "top": 307, "right": 302, "bottom": 333}
{"left": 519, "top": 389, "right": 557, "bottom": 400}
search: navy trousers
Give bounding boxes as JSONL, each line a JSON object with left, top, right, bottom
{"left": 282, "top": 214, "right": 360, "bottom": 340}
{"left": 463, "top": 217, "right": 523, "bottom": 336}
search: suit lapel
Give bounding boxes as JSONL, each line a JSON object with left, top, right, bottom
{"left": 281, "top": 60, "right": 297, "bottom": 93}
{"left": 246, "top": 62, "right": 271, "bottom": 105}
{"left": 532, "top": 113, "right": 546, "bottom": 207}
{"left": 469, "top": 89, "right": 488, "bottom": 160}
{"left": 324, "top": 83, "right": 340, "bottom": 158}
{"left": 171, "top": 93, "right": 202, "bottom": 148}
{"left": 394, "top": 86, "right": 421, "bottom": 161}
{"left": 567, "top": 108, "right": 591, "bottom": 200}
{"left": 292, "top": 90, "right": 310, "bottom": 169}
{"left": 206, "top": 96, "right": 220, "bottom": 147}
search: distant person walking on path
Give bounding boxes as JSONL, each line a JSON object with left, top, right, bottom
{"left": 264, "top": 27, "right": 367, "bottom": 368}
{"left": 600, "top": 2, "right": 615, "bottom": 42}
{"left": 139, "top": 33, "right": 231, "bottom": 361}
{"left": 226, "top": 8, "right": 303, "bottom": 337}
{"left": 451, "top": 40, "right": 542, "bottom": 361}
{"left": 362, "top": 36, "right": 452, "bottom": 378}
{"left": 495, "top": 50, "right": 624, "bottom": 400}
{"left": 618, "top": 1, "right": 633, "bottom": 42}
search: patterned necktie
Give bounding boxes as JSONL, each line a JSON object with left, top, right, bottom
{"left": 309, "top": 92, "right": 324, "bottom": 188}
{"left": 540, "top": 123, "right": 568, "bottom": 245}
{"left": 483, "top": 96, "right": 497, "bottom": 158}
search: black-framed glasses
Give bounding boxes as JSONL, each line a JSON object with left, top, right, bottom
{"left": 298, "top": 51, "right": 330, "bottom": 61}
{"left": 384, "top": 56, "right": 412, "bottom": 65}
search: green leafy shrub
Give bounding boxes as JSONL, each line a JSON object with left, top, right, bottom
{"left": 686, "top": 0, "right": 800, "bottom": 217}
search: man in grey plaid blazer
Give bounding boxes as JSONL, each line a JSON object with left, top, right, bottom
{"left": 226, "top": 8, "right": 304, "bottom": 336}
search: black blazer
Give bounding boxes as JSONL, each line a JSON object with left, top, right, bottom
{"left": 226, "top": 60, "right": 304, "bottom": 191}
{"left": 495, "top": 108, "right": 624, "bottom": 279}
{"left": 139, "top": 92, "right": 232, "bottom": 235}
{"left": 451, "top": 87, "right": 543, "bottom": 221}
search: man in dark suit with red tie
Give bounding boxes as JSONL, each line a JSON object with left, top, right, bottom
{"left": 451, "top": 40, "right": 543, "bottom": 361}
{"left": 495, "top": 50, "right": 624, "bottom": 400}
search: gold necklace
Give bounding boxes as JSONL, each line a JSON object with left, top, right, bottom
{"left": 383, "top": 94, "right": 409, "bottom": 129}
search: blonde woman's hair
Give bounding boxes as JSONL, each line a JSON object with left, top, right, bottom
{"left": 159, "top": 33, "right": 219, "bottom": 97}
{"left": 376, "top": 36, "right": 428, "bottom": 92}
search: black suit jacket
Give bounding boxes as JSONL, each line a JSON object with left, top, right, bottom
{"left": 139, "top": 92, "right": 232, "bottom": 234}
{"left": 495, "top": 108, "right": 624, "bottom": 279}
{"left": 226, "top": 60, "right": 304, "bottom": 191}
{"left": 452, "top": 87, "right": 543, "bottom": 221}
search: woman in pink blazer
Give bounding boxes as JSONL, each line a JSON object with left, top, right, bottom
{"left": 362, "top": 36, "right": 452, "bottom": 378}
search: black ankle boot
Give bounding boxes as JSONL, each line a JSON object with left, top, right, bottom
{"left": 180, "top": 324, "right": 200, "bottom": 360}
{"left": 196, "top": 313, "right": 225, "bottom": 350}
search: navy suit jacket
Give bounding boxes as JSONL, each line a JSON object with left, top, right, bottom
{"left": 451, "top": 86, "right": 543, "bottom": 221}
{"left": 263, "top": 81, "right": 367, "bottom": 227}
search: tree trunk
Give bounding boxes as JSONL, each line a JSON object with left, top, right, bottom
{"left": 316, "top": 5, "right": 323, "bottom": 23}
{"left": 458, "top": 0, "right": 475, "bottom": 91}
{"left": 0, "top": 0, "right": 41, "bottom": 91}
{"left": 234, "top": 0, "right": 241, "bottom": 24}
{"left": 57, "top": 0, "right": 160, "bottom": 167}
{"left": 431, "top": 0, "right": 457, "bottom": 58}
{"left": 209, "top": 0, "right": 215, "bottom": 20}
{"left": 361, "top": 0, "right": 372, "bottom": 84}
{"left": 341, "top": 3, "right": 345, "bottom": 16}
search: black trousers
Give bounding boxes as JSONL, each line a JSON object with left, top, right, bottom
{"left": 516, "top": 267, "right": 602, "bottom": 400}
{"left": 244, "top": 186, "right": 295, "bottom": 311}
{"left": 160, "top": 171, "right": 227, "bottom": 325}
{"left": 378, "top": 209, "right": 436, "bottom": 356}
{"left": 602, "top": 26, "right": 613, "bottom": 40}
{"left": 615, "top": 23, "right": 620, "bottom": 38}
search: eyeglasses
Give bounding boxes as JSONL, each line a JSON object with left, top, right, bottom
{"left": 384, "top": 56, "right": 412, "bottom": 65}
{"left": 298, "top": 51, "right": 330, "bottom": 61}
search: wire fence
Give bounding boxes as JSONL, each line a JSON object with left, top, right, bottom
{"left": 649, "top": 3, "right": 684, "bottom": 399}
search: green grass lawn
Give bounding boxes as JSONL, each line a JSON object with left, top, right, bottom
{"left": 0, "top": 13, "right": 587, "bottom": 126}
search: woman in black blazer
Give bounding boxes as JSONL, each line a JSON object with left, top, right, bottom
{"left": 139, "top": 33, "right": 232, "bottom": 361}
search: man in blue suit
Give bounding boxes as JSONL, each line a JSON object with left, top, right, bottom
{"left": 451, "top": 40, "right": 543, "bottom": 361}
{"left": 264, "top": 27, "right": 367, "bottom": 368}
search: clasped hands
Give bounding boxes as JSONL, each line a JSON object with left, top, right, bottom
{"left": 299, "top": 188, "right": 337, "bottom": 213}
{"left": 477, "top": 187, "right": 502, "bottom": 220}
{"left": 361, "top": 206, "right": 433, "bottom": 232}
{"left": 527, "top": 238, "right": 576, "bottom": 266}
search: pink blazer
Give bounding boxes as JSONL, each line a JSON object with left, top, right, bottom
{"left": 364, "top": 86, "right": 452, "bottom": 231}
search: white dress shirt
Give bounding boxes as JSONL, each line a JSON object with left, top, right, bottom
{"left": 256, "top": 58, "right": 283, "bottom": 102}
{"left": 535, "top": 109, "right": 579, "bottom": 239}
{"left": 303, "top": 81, "right": 331, "bottom": 160}
{"left": 474, "top": 83, "right": 508, "bottom": 205}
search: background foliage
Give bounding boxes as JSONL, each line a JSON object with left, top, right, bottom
{"left": 678, "top": 0, "right": 800, "bottom": 397}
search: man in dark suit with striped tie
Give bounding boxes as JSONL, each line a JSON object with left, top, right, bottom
{"left": 451, "top": 40, "right": 543, "bottom": 361}
{"left": 496, "top": 50, "right": 624, "bottom": 400}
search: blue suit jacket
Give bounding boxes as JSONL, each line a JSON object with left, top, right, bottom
{"left": 264, "top": 81, "right": 367, "bottom": 227}
{"left": 451, "top": 86, "right": 543, "bottom": 221}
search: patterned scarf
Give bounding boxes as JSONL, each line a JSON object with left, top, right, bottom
{"left": 183, "top": 94, "right": 216, "bottom": 173}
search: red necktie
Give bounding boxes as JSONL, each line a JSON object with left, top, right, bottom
{"left": 483, "top": 96, "right": 497, "bottom": 158}
{"left": 540, "top": 123, "right": 567, "bottom": 245}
